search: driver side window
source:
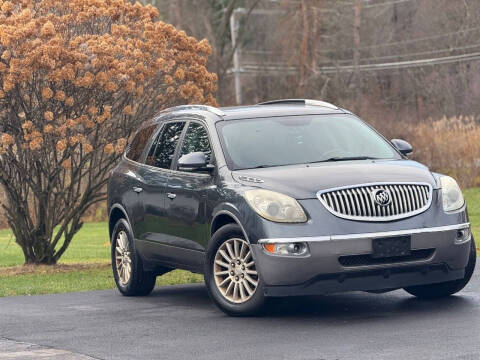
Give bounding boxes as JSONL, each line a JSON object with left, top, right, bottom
{"left": 179, "top": 122, "right": 212, "bottom": 165}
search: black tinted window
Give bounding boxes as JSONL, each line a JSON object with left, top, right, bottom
{"left": 180, "top": 123, "right": 212, "bottom": 164}
{"left": 146, "top": 122, "right": 185, "bottom": 169}
{"left": 145, "top": 127, "right": 162, "bottom": 165}
{"left": 125, "top": 124, "right": 157, "bottom": 162}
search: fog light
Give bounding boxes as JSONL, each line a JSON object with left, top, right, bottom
{"left": 263, "top": 242, "right": 309, "bottom": 256}
{"left": 455, "top": 227, "right": 471, "bottom": 244}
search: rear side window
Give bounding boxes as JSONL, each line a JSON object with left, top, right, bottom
{"left": 146, "top": 122, "right": 185, "bottom": 169}
{"left": 180, "top": 123, "right": 212, "bottom": 164}
{"left": 125, "top": 124, "right": 157, "bottom": 162}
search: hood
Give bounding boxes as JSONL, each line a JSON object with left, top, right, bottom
{"left": 232, "top": 159, "right": 436, "bottom": 199}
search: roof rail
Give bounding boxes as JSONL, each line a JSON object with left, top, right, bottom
{"left": 257, "top": 99, "right": 339, "bottom": 110}
{"left": 160, "top": 104, "right": 225, "bottom": 117}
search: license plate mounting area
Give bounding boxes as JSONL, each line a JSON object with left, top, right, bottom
{"left": 371, "top": 236, "right": 411, "bottom": 258}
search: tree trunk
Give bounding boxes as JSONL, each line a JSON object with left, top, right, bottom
{"left": 17, "top": 235, "right": 57, "bottom": 265}
{"left": 299, "top": 0, "right": 309, "bottom": 97}
{"left": 8, "top": 217, "right": 57, "bottom": 265}
{"left": 353, "top": 0, "right": 362, "bottom": 110}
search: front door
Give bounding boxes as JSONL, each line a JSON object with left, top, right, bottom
{"left": 163, "top": 121, "right": 215, "bottom": 269}
{"left": 136, "top": 121, "right": 187, "bottom": 266}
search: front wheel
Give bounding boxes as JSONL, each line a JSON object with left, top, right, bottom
{"left": 204, "top": 224, "right": 267, "bottom": 316}
{"left": 404, "top": 236, "right": 476, "bottom": 299}
{"left": 111, "top": 218, "right": 156, "bottom": 296}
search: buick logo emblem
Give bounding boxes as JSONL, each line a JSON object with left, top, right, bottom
{"left": 372, "top": 189, "right": 392, "bottom": 206}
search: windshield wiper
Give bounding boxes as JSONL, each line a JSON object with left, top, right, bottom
{"left": 309, "top": 156, "right": 380, "bottom": 164}
{"left": 243, "top": 157, "right": 379, "bottom": 169}
{"left": 246, "top": 156, "right": 380, "bottom": 170}
{"left": 245, "top": 163, "right": 298, "bottom": 169}
{"left": 247, "top": 164, "right": 276, "bottom": 169}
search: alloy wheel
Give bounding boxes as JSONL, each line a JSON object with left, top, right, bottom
{"left": 213, "top": 238, "right": 259, "bottom": 303}
{"left": 115, "top": 230, "right": 132, "bottom": 285}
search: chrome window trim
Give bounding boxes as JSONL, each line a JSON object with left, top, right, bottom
{"left": 316, "top": 182, "right": 434, "bottom": 222}
{"left": 123, "top": 155, "right": 211, "bottom": 178}
{"left": 258, "top": 222, "right": 470, "bottom": 244}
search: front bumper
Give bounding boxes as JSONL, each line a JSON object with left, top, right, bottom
{"left": 251, "top": 223, "right": 472, "bottom": 297}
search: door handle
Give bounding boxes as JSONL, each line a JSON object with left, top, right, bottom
{"left": 133, "top": 187, "right": 143, "bottom": 193}
{"left": 167, "top": 192, "right": 176, "bottom": 200}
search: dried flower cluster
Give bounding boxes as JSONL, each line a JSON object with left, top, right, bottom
{"left": 0, "top": 0, "right": 217, "bottom": 264}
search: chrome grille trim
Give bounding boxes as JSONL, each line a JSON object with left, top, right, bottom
{"left": 317, "top": 182, "right": 433, "bottom": 222}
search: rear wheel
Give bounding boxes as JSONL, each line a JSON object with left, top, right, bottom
{"left": 111, "top": 218, "right": 156, "bottom": 296}
{"left": 204, "top": 224, "right": 267, "bottom": 316}
{"left": 404, "top": 236, "right": 476, "bottom": 299}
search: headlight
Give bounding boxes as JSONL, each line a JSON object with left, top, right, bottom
{"left": 440, "top": 176, "right": 464, "bottom": 212}
{"left": 243, "top": 189, "right": 307, "bottom": 223}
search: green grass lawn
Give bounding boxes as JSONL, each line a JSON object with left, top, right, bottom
{"left": 1, "top": 188, "right": 479, "bottom": 297}
{"left": 0, "top": 222, "right": 110, "bottom": 268}
{"left": 464, "top": 188, "right": 480, "bottom": 246}
{"left": 0, "top": 266, "right": 204, "bottom": 297}
{"left": 0, "top": 222, "right": 202, "bottom": 297}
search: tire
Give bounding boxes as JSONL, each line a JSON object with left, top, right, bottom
{"left": 404, "top": 236, "right": 476, "bottom": 299}
{"left": 111, "top": 218, "right": 156, "bottom": 296}
{"left": 204, "top": 224, "right": 267, "bottom": 316}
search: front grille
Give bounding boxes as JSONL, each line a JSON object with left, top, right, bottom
{"left": 339, "top": 249, "right": 435, "bottom": 267}
{"left": 317, "top": 183, "right": 432, "bottom": 221}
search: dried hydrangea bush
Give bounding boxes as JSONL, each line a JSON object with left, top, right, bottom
{"left": 0, "top": 0, "right": 218, "bottom": 264}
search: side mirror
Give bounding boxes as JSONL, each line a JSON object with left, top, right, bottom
{"left": 391, "top": 139, "right": 413, "bottom": 156}
{"left": 177, "top": 152, "right": 214, "bottom": 172}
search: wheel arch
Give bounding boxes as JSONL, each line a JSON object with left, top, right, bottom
{"left": 211, "top": 210, "right": 250, "bottom": 244}
{"left": 108, "top": 204, "right": 131, "bottom": 240}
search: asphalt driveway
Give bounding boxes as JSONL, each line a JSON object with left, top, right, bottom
{"left": 1, "top": 264, "right": 479, "bottom": 360}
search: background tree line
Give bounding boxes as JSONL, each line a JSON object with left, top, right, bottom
{"left": 135, "top": 0, "right": 480, "bottom": 187}
{"left": 138, "top": 0, "right": 480, "bottom": 120}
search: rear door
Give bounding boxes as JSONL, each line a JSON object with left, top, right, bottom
{"left": 123, "top": 124, "right": 159, "bottom": 238}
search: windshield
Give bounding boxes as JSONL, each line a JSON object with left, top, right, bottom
{"left": 216, "top": 114, "right": 400, "bottom": 170}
